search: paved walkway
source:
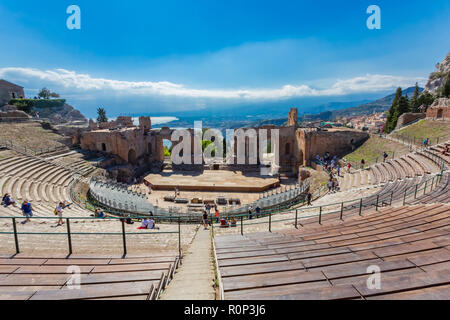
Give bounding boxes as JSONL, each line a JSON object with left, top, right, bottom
{"left": 159, "top": 227, "right": 216, "bottom": 300}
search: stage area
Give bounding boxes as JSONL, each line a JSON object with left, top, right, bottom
{"left": 144, "top": 170, "right": 280, "bottom": 192}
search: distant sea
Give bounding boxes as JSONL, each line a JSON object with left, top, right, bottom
{"left": 110, "top": 116, "right": 179, "bottom": 127}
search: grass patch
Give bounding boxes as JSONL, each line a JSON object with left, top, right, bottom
{"left": 343, "top": 135, "right": 409, "bottom": 166}
{"left": 210, "top": 227, "right": 220, "bottom": 299}
{"left": 394, "top": 119, "right": 450, "bottom": 145}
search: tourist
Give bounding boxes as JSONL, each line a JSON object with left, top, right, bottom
{"left": 327, "top": 179, "right": 333, "bottom": 192}
{"left": 215, "top": 207, "right": 220, "bottom": 223}
{"left": 174, "top": 186, "right": 179, "bottom": 197}
{"left": 147, "top": 217, "right": 159, "bottom": 230}
{"left": 138, "top": 218, "right": 149, "bottom": 229}
{"left": 424, "top": 138, "right": 429, "bottom": 148}
{"left": 360, "top": 159, "right": 366, "bottom": 169}
{"left": 347, "top": 162, "right": 351, "bottom": 173}
{"left": 54, "top": 202, "right": 64, "bottom": 226}
{"left": 202, "top": 210, "right": 209, "bottom": 230}
{"left": 2, "top": 194, "right": 16, "bottom": 207}
{"left": 337, "top": 164, "right": 341, "bottom": 177}
{"left": 121, "top": 216, "right": 134, "bottom": 224}
{"left": 248, "top": 206, "right": 253, "bottom": 220}
{"left": 95, "top": 208, "right": 105, "bottom": 218}
{"left": 333, "top": 178, "right": 340, "bottom": 192}
{"left": 306, "top": 192, "right": 312, "bottom": 206}
{"left": 220, "top": 218, "right": 229, "bottom": 228}
{"left": 383, "top": 151, "right": 388, "bottom": 162}
{"left": 21, "top": 200, "right": 33, "bottom": 224}
{"left": 230, "top": 217, "right": 237, "bottom": 227}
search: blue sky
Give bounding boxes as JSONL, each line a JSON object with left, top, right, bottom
{"left": 0, "top": 0, "right": 449, "bottom": 118}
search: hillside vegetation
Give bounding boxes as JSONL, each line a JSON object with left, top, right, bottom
{"left": 343, "top": 135, "right": 409, "bottom": 166}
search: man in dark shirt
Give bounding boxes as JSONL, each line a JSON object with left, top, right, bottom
{"left": 21, "top": 200, "right": 33, "bottom": 224}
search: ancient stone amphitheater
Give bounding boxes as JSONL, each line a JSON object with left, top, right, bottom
{"left": 0, "top": 140, "right": 448, "bottom": 300}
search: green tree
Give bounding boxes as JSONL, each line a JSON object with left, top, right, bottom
{"left": 398, "top": 95, "right": 410, "bottom": 115}
{"left": 410, "top": 82, "right": 421, "bottom": 112}
{"left": 163, "top": 146, "right": 171, "bottom": 157}
{"left": 38, "top": 87, "right": 59, "bottom": 99}
{"left": 38, "top": 87, "right": 51, "bottom": 99}
{"left": 417, "top": 91, "right": 436, "bottom": 110}
{"left": 96, "top": 107, "right": 108, "bottom": 123}
{"left": 385, "top": 87, "right": 402, "bottom": 133}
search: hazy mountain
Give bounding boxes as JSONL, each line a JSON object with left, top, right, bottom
{"left": 245, "top": 86, "right": 423, "bottom": 126}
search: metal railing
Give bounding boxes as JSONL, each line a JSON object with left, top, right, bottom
{"left": 383, "top": 132, "right": 450, "bottom": 151}
{"left": 0, "top": 137, "right": 66, "bottom": 157}
{"left": 0, "top": 215, "right": 182, "bottom": 258}
{"left": 0, "top": 138, "right": 92, "bottom": 177}
{"left": 210, "top": 171, "right": 444, "bottom": 236}
{"left": 71, "top": 173, "right": 311, "bottom": 222}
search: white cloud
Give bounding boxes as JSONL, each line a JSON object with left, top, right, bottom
{"left": 0, "top": 67, "right": 426, "bottom": 100}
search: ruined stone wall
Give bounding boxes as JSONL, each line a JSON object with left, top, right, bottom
{"left": 0, "top": 81, "right": 25, "bottom": 106}
{"left": 297, "top": 129, "right": 369, "bottom": 166}
{"left": 287, "top": 108, "right": 298, "bottom": 127}
{"left": 79, "top": 128, "right": 160, "bottom": 164}
{"left": 395, "top": 113, "right": 426, "bottom": 129}
{"left": 426, "top": 99, "right": 450, "bottom": 119}
{"left": 76, "top": 108, "right": 369, "bottom": 175}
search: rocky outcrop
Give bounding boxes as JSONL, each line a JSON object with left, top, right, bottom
{"left": 0, "top": 104, "right": 18, "bottom": 112}
{"left": 425, "top": 53, "right": 450, "bottom": 93}
{"left": 34, "top": 103, "right": 87, "bottom": 124}
{"left": 429, "top": 97, "right": 450, "bottom": 108}
{"left": 0, "top": 109, "right": 31, "bottom": 119}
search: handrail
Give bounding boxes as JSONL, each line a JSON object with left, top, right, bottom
{"left": 211, "top": 170, "right": 445, "bottom": 235}
{"left": 0, "top": 138, "right": 89, "bottom": 176}
{"left": 78, "top": 174, "right": 310, "bottom": 220}
{"left": 383, "top": 132, "right": 450, "bottom": 151}
{"left": 1, "top": 215, "right": 183, "bottom": 258}
{"left": 0, "top": 137, "right": 66, "bottom": 157}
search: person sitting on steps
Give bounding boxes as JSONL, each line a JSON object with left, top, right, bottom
{"left": 2, "top": 194, "right": 16, "bottom": 207}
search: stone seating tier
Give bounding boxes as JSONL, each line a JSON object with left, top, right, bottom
{"left": 214, "top": 203, "right": 450, "bottom": 299}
